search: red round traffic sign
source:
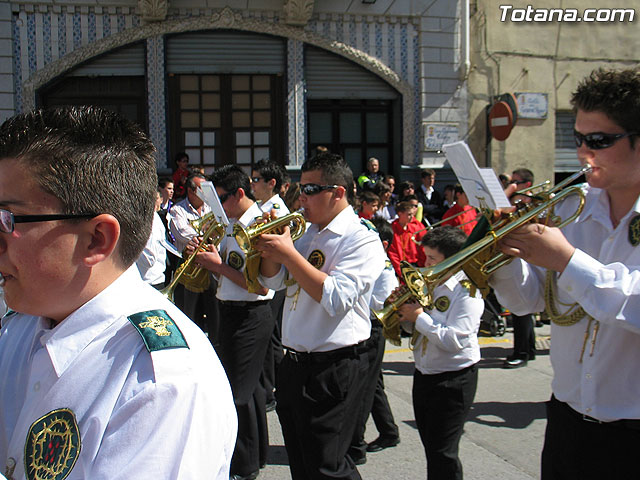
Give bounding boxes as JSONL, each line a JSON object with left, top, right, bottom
{"left": 489, "top": 101, "right": 515, "bottom": 141}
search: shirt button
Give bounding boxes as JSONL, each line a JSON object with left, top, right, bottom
{"left": 585, "top": 373, "right": 592, "bottom": 380}
{"left": 586, "top": 407, "right": 592, "bottom": 413}
{"left": 566, "top": 285, "right": 573, "bottom": 292}
{"left": 33, "top": 381, "right": 40, "bottom": 392}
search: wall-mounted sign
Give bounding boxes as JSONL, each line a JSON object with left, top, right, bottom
{"left": 515, "top": 92, "right": 548, "bottom": 119}
{"left": 424, "top": 123, "right": 459, "bottom": 151}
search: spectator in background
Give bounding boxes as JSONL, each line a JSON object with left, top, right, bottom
{"left": 374, "top": 181, "right": 397, "bottom": 223}
{"left": 442, "top": 184, "right": 456, "bottom": 210}
{"left": 384, "top": 174, "right": 398, "bottom": 205}
{"left": 358, "top": 191, "right": 380, "bottom": 220}
{"left": 358, "top": 157, "right": 385, "bottom": 192}
{"left": 172, "top": 151, "right": 190, "bottom": 200}
{"left": 136, "top": 189, "right": 167, "bottom": 289}
{"left": 398, "top": 182, "right": 424, "bottom": 223}
{"left": 416, "top": 169, "right": 444, "bottom": 225}
{"left": 388, "top": 200, "right": 427, "bottom": 278}
{"left": 158, "top": 177, "right": 174, "bottom": 213}
{"left": 499, "top": 173, "right": 512, "bottom": 190}
{"left": 441, "top": 184, "right": 479, "bottom": 236}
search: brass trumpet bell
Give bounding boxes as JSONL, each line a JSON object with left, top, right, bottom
{"left": 233, "top": 211, "right": 307, "bottom": 293}
{"left": 160, "top": 213, "right": 226, "bottom": 302}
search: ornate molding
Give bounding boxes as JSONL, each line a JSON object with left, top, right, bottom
{"left": 283, "top": 0, "right": 314, "bottom": 27}
{"left": 138, "top": 0, "right": 169, "bottom": 23}
{"left": 21, "top": 10, "right": 415, "bottom": 164}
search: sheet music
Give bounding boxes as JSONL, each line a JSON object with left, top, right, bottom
{"left": 196, "top": 181, "right": 229, "bottom": 225}
{"left": 442, "top": 141, "right": 511, "bottom": 209}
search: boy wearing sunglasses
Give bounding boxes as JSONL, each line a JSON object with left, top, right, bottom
{"left": 0, "top": 107, "right": 236, "bottom": 479}
{"left": 256, "top": 152, "right": 386, "bottom": 480}
{"left": 490, "top": 69, "right": 640, "bottom": 479}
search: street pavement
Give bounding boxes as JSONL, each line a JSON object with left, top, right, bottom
{"left": 259, "top": 323, "right": 552, "bottom": 479}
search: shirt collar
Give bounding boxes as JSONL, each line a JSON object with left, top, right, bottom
{"left": 42, "top": 266, "right": 142, "bottom": 377}
{"left": 238, "top": 201, "right": 263, "bottom": 227}
{"left": 317, "top": 205, "right": 356, "bottom": 236}
{"left": 577, "top": 185, "right": 640, "bottom": 226}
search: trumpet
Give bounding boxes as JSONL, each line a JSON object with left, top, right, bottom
{"left": 234, "top": 211, "right": 307, "bottom": 293}
{"left": 160, "top": 213, "right": 226, "bottom": 302}
{"left": 374, "top": 165, "right": 591, "bottom": 342}
{"left": 372, "top": 286, "right": 414, "bottom": 346}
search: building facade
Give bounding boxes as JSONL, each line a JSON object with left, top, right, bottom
{"left": 0, "top": 0, "right": 470, "bottom": 179}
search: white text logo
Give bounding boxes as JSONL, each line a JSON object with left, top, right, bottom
{"left": 499, "top": 5, "right": 635, "bottom": 22}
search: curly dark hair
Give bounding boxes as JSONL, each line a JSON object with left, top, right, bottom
{"left": 571, "top": 68, "right": 640, "bottom": 147}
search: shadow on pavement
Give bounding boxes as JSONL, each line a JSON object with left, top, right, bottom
{"left": 478, "top": 346, "right": 550, "bottom": 369}
{"left": 381, "top": 360, "right": 415, "bottom": 376}
{"left": 467, "top": 401, "right": 547, "bottom": 429}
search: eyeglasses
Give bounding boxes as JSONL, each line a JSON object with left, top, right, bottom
{"left": 300, "top": 183, "right": 340, "bottom": 195}
{"left": 573, "top": 130, "right": 637, "bottom": 150}
{"left": 0, "top": 209, "right": 98, "bottom": 234}
{"left": 218, "top": 190, "right": 236, "bottom": 204}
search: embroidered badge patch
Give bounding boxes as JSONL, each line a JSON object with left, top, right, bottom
{"left": 434, "top": 296, "right": 451, "bottom": 312}
{"left": 308, "top": 250, "right": 326, "bottom": 269}
{"left": 629, "top": 215, "right": 640, "bottom": 246}
{"left": 385, "top": 259, "right": 393, "bottom": 271}
{"left": 228, "top": 251, "right": 245, "bottom": 270}
{"left": 24, "top": 408, "right": 81, "bottom": 480}
{"left": 128, "top": 310, "right": 189, "bottom": 352}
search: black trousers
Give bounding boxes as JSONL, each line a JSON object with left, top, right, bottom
{"left": 542, "top": 395, "right": 640, "bottom": 480}
{"left": 218, "top": 301, "right": 274, "bottom": 477}
{"left": 349, "top": 322, "right": 398, "bottom": 459}
{"left": 511, "top": 313, "right": 536, "bottom": 359}
{"left": 412, "top": 364, "right": 478, "bottom": 480}
{"left": 173, "top": 280, "right": 219, "bottom": 343}
{"left": 276, "top": 345, "right": 369, "bottom": 480}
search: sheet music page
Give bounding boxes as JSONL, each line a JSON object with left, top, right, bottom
{"left": 197, "top": 181, "right": 229, "bottom": 225}
{"left": 442, "top": 141, "right": 511, "bottom": 209}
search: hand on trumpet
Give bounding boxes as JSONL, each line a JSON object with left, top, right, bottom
{"left": 498, "top": 222, "right": 575, "bottom": 273}
{"left": 397, "top": 299, "right": 423, "bottom": 324}
{"left": 254, "top": 225, "right": 295, "bottom": 261}
{"left": 185, "top": 236, "right": 223, "bottom": 273}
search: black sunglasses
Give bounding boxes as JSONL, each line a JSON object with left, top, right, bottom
{"left": 251, "top": 176, "right": 263, "bottom": 183}
{"left": 300, "top": 183, "right": 340, "bottom": 195}
{"left": 0, "top": 209, "right": 98, "bottom": 234}
{"left": 573, "top": 130, "right": 637, "bottom": 150}
{"left": 218, "top": 190, "right": 237, "bottom": 204}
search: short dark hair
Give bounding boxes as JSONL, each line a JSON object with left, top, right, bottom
{"left": 0, "top": 106, "right": 157, "bottom": 268}
{"left": 301, "top": 152, "right": 355, "bottom": 204}
{"left": 453, "top": 183, "right": 465, "bottom": 195}
{"left": 254, "top": 159, "right": 285, "bottom": 193}
{"left": 158, "top": 177, "right": 174, "bottom": 189}
{"left": 359, "top": 191, "right": 380, "bottom": 205}
{"left": 512, "top": 168, "right": 534, "bottom": 184}
{"left": 398, "top": 180, "right": 415, "bottom": 194}
{"left": 210, "top": 165, "right": 255, "bottom": 201}
{"left": 421, "top": 226, "right": 467, "bottom": 259}
{"left": 186, "top": 172, "right": 206, "bottom": 192}
{"left": 421, "top": 169, "right": 435, "bottom": 178}
{"left": 374, "top": 181, "right": 392, "bottom": 196}
{"left": 571, "top": 68, "right": 640, "bottom": 147}
{"left": 371, "top": 217, "right": 393, "bottom": 244}
{"left": 174, "top": 151, "right": 189, "bottom": 165}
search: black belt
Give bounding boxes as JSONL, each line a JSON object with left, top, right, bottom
{"left": 552, "top": 396, "right": 640, "bottom": 431}
{"left": 219, "top": 300, "right": 270, "bottom": 308}
{"left": 285, "top": 340, "right": 368, "bottom": 364}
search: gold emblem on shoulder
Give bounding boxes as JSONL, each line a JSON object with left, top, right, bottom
{"left": 629, "top": 215, "right": 640, "bottom": 246}
{"left": 25, "top": 408, "right": 81, "bottom": 480}
{"left": 308, "top": 250, "right": 325, "bottom": 269}
{"left": 139, "top": 316, "right": 173, "bottom": 337}
{"left": 228, "top": 251, "right": 244, "bottom": 270}
{"left": 434, "top": 296, "right": 450, "bottom": 312}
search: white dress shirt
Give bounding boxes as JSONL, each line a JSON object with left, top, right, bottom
{"left": 216, "top": 202, "right": 274, "bottom": 302}
{"left": 490, "top": 184, "right": 640, "bottom": 421}
{"left": 260, "top": 206, "right": 386, "bottom": 352}
{"left": 413, "top": 272, "right": 483, "bottom": 375}
{"left": 370, "top": 260, "right": 399, "bottom": 313}
{"left": 0, "top": 266, "right": 237, "bottom": 480}
{"left": 136, "top": 212, "right": 168, "bottom": 285}
{"left": 259, "top": 194, "right": 290, "bottom": 218}
{"left": 168, "top": 197, "right": 212, "bottom": 252}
